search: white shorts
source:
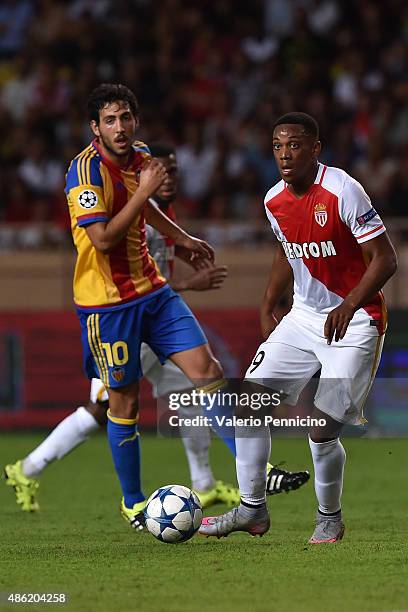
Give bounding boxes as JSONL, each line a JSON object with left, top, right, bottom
{"left": 244, "top": 309, "right": 384, "bottom": 425}
{"left": 89, "top": 343, "right": 192, "bottom": 404}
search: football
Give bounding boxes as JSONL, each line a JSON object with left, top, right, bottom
{"left": 144, "top": 484, "right": 203, "bottom": 543}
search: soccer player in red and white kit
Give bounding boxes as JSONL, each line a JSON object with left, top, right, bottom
{"left": 199, "top": 112, "right": 397, "bottom": 543}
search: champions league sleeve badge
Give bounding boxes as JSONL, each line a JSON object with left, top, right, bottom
{"left": 78, "top": 189, "right": 98, "bottom": 209}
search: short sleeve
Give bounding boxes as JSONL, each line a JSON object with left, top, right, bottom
{"left": 133, "top": 141, "right": 151, "bottom": 155}
{"left": 264, "top": 203, "right": 283, "bottom": 242}
{"left": 339, "top": 176, "right": 386, "bottom": 244}
{"left": 65, "top": 154, "right": 109, "bottom": 227}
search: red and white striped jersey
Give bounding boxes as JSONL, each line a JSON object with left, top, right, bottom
{"left": 264, "top": 163, "right": 387, "bottom": 335}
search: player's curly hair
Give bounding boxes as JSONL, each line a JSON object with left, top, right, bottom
{"left": 273, "top": 112, "right": 319, "bottom": 139}
{"left": 86, "top": 83, "right": 139, "bottom": 123}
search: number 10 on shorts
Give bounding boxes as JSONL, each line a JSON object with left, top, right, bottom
{"left": 101, "top": 341, "right": 129, "bottom": 366}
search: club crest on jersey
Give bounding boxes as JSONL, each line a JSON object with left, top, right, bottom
{"left": 111, "top": 367, "right": 125, "bottom": 383}
{"left": 314, "top": 203, "right": 327, "bottom": 227}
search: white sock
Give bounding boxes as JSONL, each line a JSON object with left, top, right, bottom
{"left": 178, "top": 405, "right": 214, "bottom": 491}
{"left": 22, "top": 407, "right": 100, "bottom": 477}
{"left": 308, "top": 436, "right": 346, "bottom": 514}
{"left": 236, "top": 426, "right": 271, "bottom": 506}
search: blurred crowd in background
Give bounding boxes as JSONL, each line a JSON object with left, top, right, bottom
{"left": 0, "top": 0, "right": 407, "bottom": 249}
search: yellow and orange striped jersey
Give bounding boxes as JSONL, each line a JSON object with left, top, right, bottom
{"left": 65, "top": 139, "right": 166, "bottom": 308}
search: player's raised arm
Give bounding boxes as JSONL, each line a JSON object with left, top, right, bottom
{"left": 324, "top": 232, "right": 397, "bottom": 344}
{"left": 86, "top": 159, "right": 167, "bottom": 253}
{"left": 145, "top": 199, "right": 214, "bottom": 263}
{"left": 260, "top": 243, "right": 293, "bottom": 339}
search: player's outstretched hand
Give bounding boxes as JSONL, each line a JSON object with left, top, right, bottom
{"left": 176, "top": 234, "right": 215, "bottom": 265}
{"left": 324, "top": 302, "right": 356, "bottom": 344}
{"left": 186, "top": 265, "right": 228, "bottom": 291}
{"left": 139, "top": 158, "right": 167, "bottom": 197}
{"left": 175, "top": 245, "right": 212, "bottom": 270}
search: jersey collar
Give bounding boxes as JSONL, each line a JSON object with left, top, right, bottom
{"left": 91, "top": 138, "right": 139, "bottom": 173}
{"left": 314, "top": 162, "right": 326, "bottom": 185}
{"left": 284, "top": 162, "right": 326, "bottom": 200}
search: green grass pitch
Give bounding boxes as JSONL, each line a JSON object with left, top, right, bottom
{"left": 1, "top": 433, "right": 408, "bottom": 612}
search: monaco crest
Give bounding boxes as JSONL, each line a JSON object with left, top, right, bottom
{"left": 314, "top": 203, "right": 327, "bottom": 227}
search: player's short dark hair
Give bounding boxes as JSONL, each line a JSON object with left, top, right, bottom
{"left": 87, "top": 83, "right": 139, "bottom": 123}
{"left": 149, "top": 143, "right": 175, "bottom": 158}
{"left": 273, "top": 112, "right": 319, "bottom": 139}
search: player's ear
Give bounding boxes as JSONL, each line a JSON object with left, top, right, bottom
{"left": 134, "top": 115, "right": 140, "bottom": 130}
{"left": 90, "top": 120, "right": 100, "bottom": 138}
{"left": 313, "top": 140, "right": 322, "bottom": 158}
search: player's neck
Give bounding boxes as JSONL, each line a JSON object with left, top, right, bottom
{"left": 96, "top": 139, "right": 133, "bottom": 169}
{"left": 104, "top": 149, "right": 133, "bottom": 169}
{"left": 287, "top": 164, "right": 319, "bottom": 199}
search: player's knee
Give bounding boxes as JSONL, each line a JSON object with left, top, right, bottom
{"left": 193, "top": 356, "right": 223, "bottom": 384}
{"left": 118, "top": 399, "right": 139, "bottom": 420}
{"left": 109, "top": 396, "right": 139, "bottom": 420}
{"left": 86, "top": 401, "right": 108, "bottom": 426}
{"left": 309, "top": 406, "right": 342, "bottom": 442}
{"left": 172, "top": 347, "right": 224, "bottom": 385}
{"left": 186, "top": 353, "right": 223, "bottom": 381}
{"left": 107, "top": 383, "right": 140, "bottom": 420}
{"left": 309, "top": 422, "right": 341, "bottom": 444}
{"left": 204, "top": 356, "right": 223, "bottom": 380}
{"left": 309, "top": 422, "right": 341, "bottom": 443}
{"left": 309, "top": 432, "right": 339, "bottom": 444}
